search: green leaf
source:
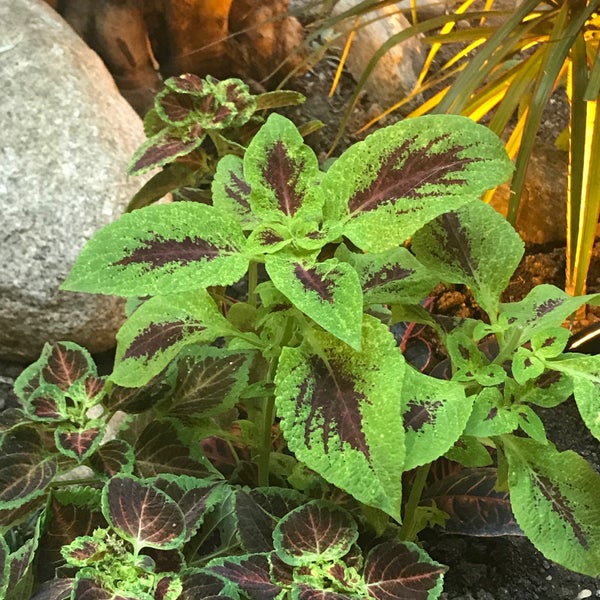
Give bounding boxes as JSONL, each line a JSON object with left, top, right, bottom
{"left": 552, "top": 354, "right": 600, "bottom": 441}
{"left": 127, "top": 162, "right": 198, "bottom": 211}
{"left": 463, "top": 388, "right": 518, "bottom": 438}
{"left": 62, "top": 202, "right": 249, "bottom": 297}
{"left": 444, "top": 436, "right": 493, "bottom": 467}
{"left": 503, "top": 435, "right": 600, "bottom": 576}
{"left": 112, "top": 291, "right": 233, "bottom": 387}
{"left": 275, "top": 316, "right": 406, "bottom": 519}
{"left": 212, "top": 154, "right": 257, "bottom": 229}
{"left": 513, "top": 405, "right": 547, "bottom": 444}
{"left": 402, "top": 367, "right": 472, "bottom": 471}
{"left": 508, "top": 369, "right": 573, "bottom": 409}
{"left": 321, "top": 114, "right": 513, "bottom": 252}
{"left": 511, "top": 347, "right": 545, "bottom": 385}
{"left": 266, "top": 256, "right": 363, "bottom": 350}
{"left": 128, "top": 127, "right": 206, "bottom": 176}
{"left": 244, "top": 113, "right": 323, "bottom": 222}
{"left": 411, "top": 200, "right": 524, "bottom": 317}
{"left": 500, "top": 286, "right": 600, "bottom": 346}
{"left": 335, "top": 245, "right": 439, "bottom": 306}
{"left": 446, "top": 332, "right": 506, "bottom": 386}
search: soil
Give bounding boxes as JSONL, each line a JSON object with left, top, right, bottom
{"left": 3, "top": 25, "right": 600, "bottom": 600}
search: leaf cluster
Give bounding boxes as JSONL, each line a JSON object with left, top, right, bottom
{"left": 5, "top": 78, "right": 600, "bottom": 597}
{"left": 326, "top": 0, "right": 600, "bottom": 296}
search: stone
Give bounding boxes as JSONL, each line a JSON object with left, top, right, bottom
{"left": 329, "top": 0, "right": 425, "bottom": 110}
{"left": 490, "top": 141, "right": 568, "bottom": 246}
{"left": 48, "top": 0, "right": 305, "bottom": 114}
{"left": 0, "top": 0, "right": 149, "bottom": 362}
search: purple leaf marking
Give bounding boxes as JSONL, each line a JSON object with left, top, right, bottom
{"left": 297, "top": 356, "right": 371, "bottom": 457}
{"left": 262, "top": 140, "right": 308, "bottom": 216}
{"left": 123, "top": 320, "right": 205, "bottom": 361}
{"left": 348, "top": 135, "right": 473, "bottom": 215}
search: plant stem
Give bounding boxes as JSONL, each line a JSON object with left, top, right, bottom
{"left": 248, "top": 261, "right": 258, "bottom": 308}
{"left": 257, "top": 356, "right": 279, "bottom": 487}
{"left": 399, "top": 463, "right": 431, "bottom": 542}
{"left": 257, "top": 392, "right": 276, "bottom": 487}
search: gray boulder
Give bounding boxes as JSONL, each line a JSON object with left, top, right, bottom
{"left": 0, "top": 0, "right": 148, "bottom": 362}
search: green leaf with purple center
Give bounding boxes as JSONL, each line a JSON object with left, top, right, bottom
{"left": 320, "top": 114, "right": 513, "bottom": 253}
{"left": 62, "top": 202, "right": 248, "bottom": 297}
{"left": 274, "top": 316, "right": 405, "bottom": 519}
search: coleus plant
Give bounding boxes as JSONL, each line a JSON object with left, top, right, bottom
{"left": 125, "top": 72, "right": 307, "bottom": 210}
{"left": 4, "top": 81, "right": 600, "bottom": 597}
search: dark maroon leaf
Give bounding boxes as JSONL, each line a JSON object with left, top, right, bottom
{"left": 180, "top": 571, "right": 226, "bottom": 599}
{"left": 73, "top": 577, "right": 136, "bottom": 599}
{"left": 165, "top": 73, "right": 205, "bottom": 95}
{"left": 0, "top": 428, "right": 57, "bottom": 508}
{"left": 422, "top": 467, "right": 522, "bottom": 536}
{"left": 105, "top": 476, "right": 186, "bottom": 549}
{"left": 37, "top": 496, "right": 106, "bottom": 581}
{"left": 7, "top": 535, "right": 36, "bottom": 595}
{"left": 268, "top": 552, "right": 294, "bottom": 586}
{"left": 55, "top": 426, "right": 102, "bottom": 461}
{"left": 29, "top": 390, "right": 63, "bottom": 421}
{"left": 168, "top": 350, "right": 251, "bottom": 419}
{"left": 274, "top": 501, "right": 358, "bottom": 565}
{"left": 141, "top": 547, "right": 183, "bottom": 574}
{"left": 104, "top": 372, "right": 173, "bottom": 414}
{"left": 41, "top": 343, "right": 91, "bottom": 391}
{"left": 296, "top": 586, "right": 354, "bottom": 600}
{"left": 156, "top": 90, "right": 195, "bottom": 124}
{"left": 210, "top": 104, "right": 232, "bottom": 125}
{"left": 236, "top": 488, "right": 306, "bottom": 553}
{"left": 209, "top": 554, "right": 282, "bottom": 600}
{"left": 153, "top": 476, "right": 222, "bottom": 541}
{"left": 199, "top": 435, "right": 252, "bottom": 479}
{"left": 0, "top": 408, "right": 28, "bottom": 433}
{"left": 134, "top": 421, "right": 211, "bottom": 478}
{"left": 154, "top": 575, "right": 179, "bottom": 600}
{"left": 364, "top": 541, "right": 446, "bottom": 600}
{"left": 85, "top": 376, "right": 106, "bottom": 401}
{"left": 30, "top": 579, "right": 74, "bottom": 600}
{"left": 89, "top": 440, "right": 134, "bottom": 478}
{"left": 0, "top": 496, "right": 46, "bottom": 529}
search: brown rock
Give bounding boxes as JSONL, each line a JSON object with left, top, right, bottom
{"left": 490, "top": 142, "right": 568, "bottom": 246}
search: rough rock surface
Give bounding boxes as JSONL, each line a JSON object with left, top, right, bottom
{"left": 289, "top": 0, "right": 425, "bottom": 112}
{"left": 0, "top": 0, "right": 147, "bottom": 362}
{"left": 325, "top": 0, "right": 425, "bottom": 111}
{"left": 490, "top": 141, "right": 568, "bottom": 246}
